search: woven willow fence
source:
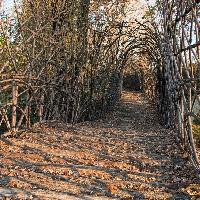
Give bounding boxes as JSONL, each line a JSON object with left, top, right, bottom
{"left": 148, "top": 0, "right": 200, "bottom": 169}
{"left": 130, "top": 0, "right": 200, "bottom": 170}
{"left": 0, "top": 1, "right": 130, "bottom": 135}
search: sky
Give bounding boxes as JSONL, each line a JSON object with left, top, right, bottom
{"left": 1, "top": 0, "right": 14, "bottom": 12}
{"left": 5, "top": 0, "right": 12, "bottom": 5}
{"left": 2, "top": 0, "right": 156, "bottom": 11}
{"left": 4, "top": 0, "right": 13, "bottom": 9}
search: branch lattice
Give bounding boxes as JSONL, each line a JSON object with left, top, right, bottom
{"left": 142, "top": 0, "right": 200, "bottom": 169}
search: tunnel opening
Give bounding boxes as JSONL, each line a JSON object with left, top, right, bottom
{"left": 122, "top": 70, "right": 144, "bottom": 92}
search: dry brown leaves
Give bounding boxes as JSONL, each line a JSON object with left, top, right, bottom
{"left": 0, "top": 91, "right": 199, "bottom": 200}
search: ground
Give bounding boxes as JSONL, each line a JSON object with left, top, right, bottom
{"left": 0, "top": 91, "right": 200, "bottom": 200}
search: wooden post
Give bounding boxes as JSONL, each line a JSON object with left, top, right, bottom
{"left": 2, "top": 108, "right": 11, "bottom": 130}
{"left": 39, "top": 94, "right": 44, "bottom": 122}
{"left": 26, "top": 91, "right": 31, "bottom": 129}
{"left": 12, "top": 81, "right": 18, "bottom": 134}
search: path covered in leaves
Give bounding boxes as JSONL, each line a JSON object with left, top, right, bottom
{"left": 0, "top": 91, "right": 200, "bottom": 199}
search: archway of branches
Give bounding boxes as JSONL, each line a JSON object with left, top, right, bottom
{"left": 116, "top": 0, "right": 200, "bottom": 171}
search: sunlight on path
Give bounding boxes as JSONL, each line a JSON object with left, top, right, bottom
{"left": 0, "top": 91, "right": 199, "bottom": 199}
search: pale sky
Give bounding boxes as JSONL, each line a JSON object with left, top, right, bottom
{"left": 2, "top": 0, "right": 156, "bottom": 9}
{"left": 1, "top": 0, "right": 156, "bottom": 14}
{"left": 1, "top": 0, "right": 13, "bottom": 12}
{"left": 4, "top": 0, "right": 13, "bottom": 8}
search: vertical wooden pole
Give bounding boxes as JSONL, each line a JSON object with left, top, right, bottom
{"left": 2, "top": 108, "right": 11, "bottom": 131}
{"left": 26, "top": 91, "right": 31, "bottom": 129}
{"left": 12, "top": 80, "right": 18, "bottom": 133}
{"left": 39, "top": 94, "right": 44, "bottom": 122}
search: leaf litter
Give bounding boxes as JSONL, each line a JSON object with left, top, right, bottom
{"left": 0, "top": 91, "right": 199, "bottom": 199}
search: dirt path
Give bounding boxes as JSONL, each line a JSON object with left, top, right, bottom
{"left": 0, "top": 91, "right": 199, "bottom": 199}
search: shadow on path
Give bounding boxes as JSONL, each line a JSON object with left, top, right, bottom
{"left": 0, "top": 91, "right": 199, "bottom": 199}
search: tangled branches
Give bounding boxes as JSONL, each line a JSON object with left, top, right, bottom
{"left": 138, "top": 0, "right": 200, "bottom": 170}
{"left": 0, "top": 0, "right": 138, "bottom": 134}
